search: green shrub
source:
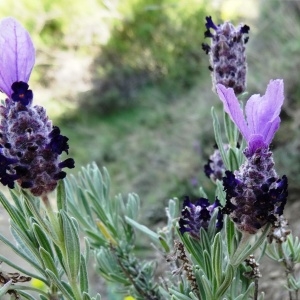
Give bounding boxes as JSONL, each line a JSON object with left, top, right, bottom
{"left": 86, "top": 0, "right": 214, "bottom": 113}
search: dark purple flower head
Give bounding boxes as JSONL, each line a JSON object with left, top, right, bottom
{"left": 222, "top": 148, "right": 288, "bottom": 234}
{"left": 203, "top": 16, "right": 250, "bottom": 94}
{"left": 179, "top": 196, "right": 223, "bottom": 239}
{"left": 0, "top": 18, "right": 74, "bottom": 195}
{"left": 217, "top": 80, "right": 284, "bottom": 157}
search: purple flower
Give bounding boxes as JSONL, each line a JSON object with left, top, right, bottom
{"left": 0, "top": 18, "right": 74, "bottom": 195}
{"left": 179, "top": 197, "right": 223, "bottom": 239}
{"left": 216, "top": 80, "right": 284, "bottom": 157}
{"left": 202, "top": 16, "right": 250, "bottom": 95}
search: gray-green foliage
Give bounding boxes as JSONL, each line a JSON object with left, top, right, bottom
{"left": 0, "top": 184, "right": 100, "bottom": 300}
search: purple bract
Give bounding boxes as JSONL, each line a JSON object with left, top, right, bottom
{"left": 216, "top": 80, "right": 284, "bottom": 156}
{"left": 0, "top": 18, "right": 35, "bottom": 98}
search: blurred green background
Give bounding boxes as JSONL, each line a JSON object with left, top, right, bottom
{"left": 0, "top": 0, "right": 299, "bottom": 235}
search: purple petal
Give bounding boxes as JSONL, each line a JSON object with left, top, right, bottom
{"left": 264, "top": 117, "right": 280, "bottom": 145}
{"left": 244, "top": 93, "right": 262, "bottom": 134}
{"left": 216, "top": 84, "right": 249, "bottom": 140}
{"left": 245, "top": 80, "right": 284, "bottom": 145}
{"left": 0, "top": 17, "right": 35, "bottom": 97}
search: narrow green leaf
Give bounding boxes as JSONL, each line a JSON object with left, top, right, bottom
{"left": 199, "top": 228, "right": 211, "bottom": 254}
{"left": 84, "top": 237, "right": 90, "bottom": 263}
{"left": 40, "top": 247, "right": 59, "bottom": 277}
{"left": 0, "top": 191, "right": 28, "bottom": 233}
{"left": 179, "top": 230, "right": 204, "bottom": 269}
{"left": 168, "top": 288, "right": 192, "bottom": 300}
{"left": 125, "top": 216, "right": 159, "bottom": 242}
{"left": 94, "top": 293, "right": 102, "bottom": 300}
{"left": 57, "top": 179, "right": 67, "bottom": 211}
{"left": 32, "top": 223, "right": 54, "bottom": 258}
{"left": 168, "top": 199, "right": 178, "bottom": 220}
{"left": 102, "top": 167, "right": 111, "bottom": 200}
{"left": 224, "top": 110, "right": 237, "bottom": 146}
{"left": 9, "top": 228, "right": 45, "bottom": 274}
{"left": 23, "top": 197, "right": 52, "bottom": 238}
{"left": 15, "top": 291, "right": 36, "bottom": 300}
{"left": 228, "top": 147, "right": 240, "bottom": 172}
{"left": 212, "top": 233, "right": 222, "bottom": 289}
{"left": 195, "top": 269, "right": 207, "bottom": 300}
{"left": 125, "top": 193, "right": 140, "bottom": 220}
{"left": 82, "top": 293, "right": 92, "bottom": 300}
{"left": 203, "top": 250, "right": 212, "bottom": 281}
{"left": 159, "top": 236, "right": 170, "bottom": 252}
{"left": 79, "top": 254, "right": 89, "bottom": 293}
{"left": 225, "top": 216, "right": 236, "bottom": 257}
{"left": 61, "top": 211, "right": 81, "bottom": 280}
{"left": 199, "top": 275, "right": 213, "bottom": 299}
{"left": 0, "top": 280, "right": 13, "bottom": 296}
{"left": 53, "top": 243, "right": 67, "bottom": 275}
{"left": 211, "top": 107, "right": 229, "bottom": 169}
{"left": 216, "top": 264, "right": 235, "bottom": 298}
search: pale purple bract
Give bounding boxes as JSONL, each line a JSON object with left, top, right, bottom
{"left": 216, "top": 80, "right": 284, "bottom": 156}
{"left": 0, "top": 17, "right": 35, "bottom": 98}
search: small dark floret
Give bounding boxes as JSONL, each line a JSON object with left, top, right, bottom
{"left": 48, "top": 126, "right": 70, "bottom": 154}
{"left": 202, "top": 43, "right": 211, "bottom": 54}
{"left": 59, "top": 158, "right": 75, "bottom": 169}
{"left": 241, "top": 24, "right": 250, "bottom": 34}
{"left": 11, "top": 81, "right": 33, "bottom": 106}
{"left": 205, "top": 16, "right": 218, "bottom": 31}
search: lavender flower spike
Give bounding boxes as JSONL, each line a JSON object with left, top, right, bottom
{"left": 216, "top": 80, "right": 284, "bottom": 156}
{"left": 0, "top": 18, "right": 74, "bottom": 196}
{"left": 0, "top": 17, "right": 35, "bottom": 98}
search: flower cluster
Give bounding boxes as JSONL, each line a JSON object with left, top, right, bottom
{"left": 202, "top": 16, "right": 250, "bottom": 94}
{"left": 216, "top": 80, "right": 288, "bottom": 233}
{"left": 0, "top": 18, "right": 74, "bottom": 196}
{"left": 179, "top": 196, "right": 223, "bottom": 239}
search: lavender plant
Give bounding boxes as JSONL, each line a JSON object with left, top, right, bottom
{"left": 0, "top": 14, "right": 298, "bottom": 300}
